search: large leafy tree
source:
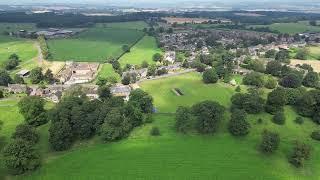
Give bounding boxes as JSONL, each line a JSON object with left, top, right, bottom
{"left": 175, "top": 106, "right": 193, "bottom": 133}
{"left": 228, "top": 109, "right": 250, "bottom": 136}
{"left": 129, "top": 89, "right": 153, "bottom": 113}
{"left": 18, "top": 96, "right": 47, "bottom": 126}
{"left": 302, "top": 72, "right": 319, "bottom": 88}
{"left": 49, "top": 120, "right": 73, "bottom": 151}
{"left": 202, "top": 69, "right": 219, "bottom": 84}
{"left": 259, "top": 130, "right": 280, "bottom": 154}
{"left": 12, "top": 124, "right": 39, "bottom": 144}
{"left": 3, "top": 139, "right": 40, "bottom": 175}
{"left": 192, "top": 101, "right": 225, "bottom": 134}
{"left": 280, "top": 73, "right": 303, "bottom": 88}
{"left": 0, "top": 69, "right": 13, "bottom": 86}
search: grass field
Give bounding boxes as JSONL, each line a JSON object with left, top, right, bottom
{"left": 249, "top": 21, "right": 320, "bottom": 34}
{"left": 47, "top": 27, "right": 145, "bottom": 62}
{"left": 119, "top": 36, "right": 162, "bottom": 66}
{"left": 95, "top": 63, "right": 121, "bottom": 82}
{"left": 140, "top": 72, "right": 236, "bottom": 112}
{"left": 3, "top": 72, "right": 319, "bottom": 180}
{"left": 0, "top": 40, "right": 38, "bottom": 63}
{"left": 96, "top": 21, "right": 149, "bottom": 30}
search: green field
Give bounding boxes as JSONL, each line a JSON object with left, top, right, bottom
{"left": 0, "top": 72, "right": 317, "bottom": 179}
{"left": 47, "top": 27, "right": 145, "bottom": 62}
{"left": 0, "top": 40, "right": 38, "bottom": 63}
{"left": 96, "top": 21, "right": 149, "bottom": 30}
{"left": 140, "top": 72, "right": 236, "bottom": 112}
{"left": 96, "top": 63, "right": 121, "bottom": 82}
{"left": 119, "top": 36, "right": 162, "bottom": 66}
{"left": 249, "top": 21, "right": 320, "bottom": 34}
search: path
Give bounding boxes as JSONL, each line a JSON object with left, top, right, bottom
{"left": 35, "top": 41, "right": 44, "bottom": 65}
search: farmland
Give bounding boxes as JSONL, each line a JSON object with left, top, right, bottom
{"left": 47, "top": 28, "right": 144, "bottom": 62}
{"left": 95, "top": 63, "right": 121, "bottom": 82}
{"left": 96, "top": 21, "right": 149, "bottom": 30}
{"left": 0, "top": 40, "right": 37, "bottom": 63}
{"left": 119, "top": 36, "right": 162, "bottom": 66}
{"left": 17, "top": 72, "right": 320, "bottom": 180}
{"left": 249, "top": 21, "right": 320, "bottom": 34}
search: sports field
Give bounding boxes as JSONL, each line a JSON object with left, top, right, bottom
{"left": 16, "top": 72, "right": 320, "bottom": 180}
{"left": 119, "top": 36, "right": 162, "bottom": 66}
{"left": 47, "top": 27, "right": 145, "bottom": 62}
{"left": 249, "top": 21, "right": 320, "bottom": 34}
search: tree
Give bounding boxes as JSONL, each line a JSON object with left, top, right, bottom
{"left": 266, "top": 61, "right": 282, "bottom": 77}
{"left": 192, "top": 61, "right": 206, "bottom": 72}
{"left": 18, "top": 96, "right": 46, "bottom": 126}
{"left": 265, "top": 76, "right": 277, "bottom": 89}
{"left": 280, "top": 73, "right": 302, "bottom": 88}
{"left": 111, "top": 60, "right": 121, "bottom": 71}
{"left": 12, "top": 124, "right": 39, "bottom": 144}
{"left": 147, "top": 64, "right": 157, "bottom": 76}
{"left": 259, "top": 130, "right": 280, "bottom": 154}
{"left": 0, "top": 69, "right": 12, "bottom": 86}
{"left": 311, "top": 131, "right": 320, "bottom": 141}
{"left": 303, "top": 72, "right": 319, "bottom": 88}
{"left": 275, "top": 50, "right": 290, "bottom": 63}
{"left": 150, "top": 126, "right": 161, "bottom": 136}
{"left": 295, "top": 48, "right": 309, "bottom": 60}
{"left": 121, "top": 74, "right": 131, "bottom": 85}
{"left": 248, "top": 60, "right": 265, "bottom": 73}
{"left": 175, "top": 106, "right": 193, "bottom": 133}
{"left": 265, "top": 49, "right": 277, "bottom": 58}
{"left": 98, "top": 85, "right": 111, "bottom": 100}
{"left": 44, "top": 69, "right": 54, "bottom": 83}
{"left": 235, "top": 86, "right": 241, "bottom": 92}
{"left": 141, "top": 60, "right": 149, "bottom": 68}
{"left": 265, "top": 87, "right": 288, "bottom": 114}
{"left": 9, "top": 53, "right": 19, "bottom": 61}
{"left": 100, "top": 108, "right": 132, "bottom": 142}
{"left": 13, "top": 74, "right": 25, "bottom": 84}
{"left": 228, "top": 109, "right": 250, "bottom": 136}
{"left": 129, "top": 89, "right": 153, "bottom": 114}
{"left": 122, "top": 44, "right": 130, "bottom": 53}
{"left": 29, "top": 67, "right": 44, "bottom": 84}
{"left": 243, "top": 72, "right": 265, "bottom": 88}
{"left": 289, "top": 141, "right": 311, "bottom": 168}
{"left": 202, "top": 69, "right": 218, "bottom": 84}
{"left": 123, "top": 103, "right": 143, "bottom": 127}
{"left": 4, "top": 58, "right": 19, "bottom": 70}
{"left": 192, "top": 101, "right": 225, "bottom": 134}
{"left": 272, "top": 111, "right": 286, "bottom": 125}
{"left": 49, "top": 120, "right": 73, "bottom": 151}
{"left": 153, "top": 53, "right": 163, "bottom": 62}
{"left": 231, "top": 92, "right": 265, "bottom": 114}
{"left": 199, "top": 54, "right": 214, "bottom": 66}
{"left": 309, "top": 20, "right": 317, "bottom": 26}
{"left": 2, "top": 139, "right": 40, "bottom": 175}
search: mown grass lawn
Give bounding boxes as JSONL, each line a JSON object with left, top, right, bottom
{"left": 119, "top": 36, "right": 162, "bottom": 66}
{"left": 47, "top": 27, "right": 145, "bottom": 62}
{"left": 140, "top": 72, "right": 236, "bottom": 112}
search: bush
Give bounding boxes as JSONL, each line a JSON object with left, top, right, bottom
{"left": 272, "top": 111, "right": 286, "bottom": 125}
{"left": 144, "top": 114, "right": 153, "bottom": 123}
{"left": 264, "top": 76, "right": 277, "bottom": 89}
{"left": 150, "top": 127, "right": 161, "bottom": 136}
{"left": 243, "top": 72, "right": 265, "bottom": 88}
{"left": 289, "top": 142, "right": 311, "bottom": 168}
{"left": 295, "top": 117, "right": 304, "bottom": 125}
{"left": 202, "top": 69, "right": 219, "bottom": 84}
{"left": 12, "top": 124, "right": 39, "bottom": 144}
{"left": 228, "top": 109, "right": 250, "bottom": 136}
{"left": 235, "top": 86, "right": 241, "bottom": 92}
{"left": 311, "top": 131, "right": 320, "bottom": 141}
{"left": 259, "top": 130, "right": 280, "bottom": 154}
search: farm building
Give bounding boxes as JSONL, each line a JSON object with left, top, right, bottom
{"left": 7, "top": 84, "right": 28, "bottom": 94}
{"left": 164, "top": 51, "right": 176, "bottom": 63}
{"left": 16, "top": 69, "right": 30, "bottom": 77}
{"left": 59, "top": 62, "right": 99, "bottom": 85}
{"left": 110, "top": 84, "right": 132, "bottom": 101}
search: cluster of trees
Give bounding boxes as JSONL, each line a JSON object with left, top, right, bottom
{"left": 175, "top": 100, "right": 225, "bottom": 134}
{"left": 38, "top": 35, "right": 51, "bottom": 59}
{"left": 29, "top": 67, "right": 55, "bottom": 84}
{"left": 48, "top": 88, "right": 153, "bottom": 151}
{"left": 231, "top": 89, "right": 265, "bottom": 114}
{"left": 3, "top": 53, "right": 20, "bottom": 71}
{"left": 18, "top": 96, "right": 48, "bottom": 126}
{"left": 2, "top": 124, "right": 41, "bottom": 175}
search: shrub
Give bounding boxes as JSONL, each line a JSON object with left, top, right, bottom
{"left": 235, "top": 86, "right": 241, "bottom": 92}
{"left": 264, "top": 76, "right": 277, "bottom": 89}
{"left": 144, "top": 114, "right": 153, "bottom": 123}
{"left": 259, "top": 130, "right": 280, "bottom": 154}
{"left": 289, "top": 141, "right": 311, "bottom": 168}
{"left": 12, "top": 124, "right": 39, "bottom": 144}
{"left": 150, "top": 127, "right": 161, "bottom": 136}
{"left": 228, "top": 109, "right": 250, "bottom": 136}
{"left": 272, "top": 111, "right": 286, "bottom": 125}
{"left": 295, "top": 117, "right": 304, "bottom": 125}
{"left": 202, "top": 69, "right": 219, "bottom": 84}
{"left": 311, "top": 131, "right": 320, "bottom": 141}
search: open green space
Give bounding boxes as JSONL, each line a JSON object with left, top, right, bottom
{"left": 96, "top": 63, "right": 121, "bottom": 82}
{"left": 1, "top": 72, "right": 318, "bottom": 180}
{"left": 0, "top": 40, "right": 38, "bottom": 63}
{"left": 119, "top": 36, "right": 162, "bottom": 66}
{"left": 96, "top": 21, "right": 149, "bottom": 30}
{"left": 47, "top": 27, "right": 145, "bottom": 62}
{"left": 249, "top": 21, "right": 320, "bottom": 34}
{"left": 140, "top": 72, "right": 236, "bottom": 112}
